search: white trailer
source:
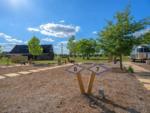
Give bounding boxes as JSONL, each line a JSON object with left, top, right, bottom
{"left": 130, "top": 45, "right": 150, "bottom": 62}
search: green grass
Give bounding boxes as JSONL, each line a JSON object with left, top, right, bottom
{"left": 0, "top": 55, "right": 130, "bottom": 66}
{"left": 34, "top": 60, "right": 57, "bottom": 64}
{"left": 69, "top": 56, "right": 108, "bottom": 63}
{"left": 122, "top": 56, "right": 130, "bottom": 61}
{"left": 69, "top": 56, "right": 130, "bottom": 63}
{"left": 0, "top": 57, "right": 13, "bottom": 65}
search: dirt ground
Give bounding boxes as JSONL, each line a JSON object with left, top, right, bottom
{"left": 0, "top": 63, "right": 150, "bottom": 113}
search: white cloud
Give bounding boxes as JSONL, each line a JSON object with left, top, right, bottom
{"left": 0, "top": 32, "right": 23, "bottom": 43}
{"left": 27, "top": 27, "right": 39, "bottom": 32}
{"left": 92, "top": 31, "right": 97, "bottom": 35}
{"left": 28, "top": 22, "right": 80, "bottom": 38}
{"left": 24, "top": 41, "right": 28, "bottom": 44}
{"left": 59, "top": 20, "right": 65, "bottom": 23}
{"left": 133, "top": 28, "right": 150, "bottom": 37}
{"left": 0, "top": 42, "right": 17, "bottom": 52}
{"left": 42, "top": 38, "right": 54, "bottom": 42}
{"left": 7, "top": 0, "right": 32, "bottom": 11}
{"left": 59, "top": 41, "right": 68, "bottom": 45}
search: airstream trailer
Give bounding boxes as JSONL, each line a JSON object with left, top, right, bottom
{"left": 130, "top": 45, "right": 150, "bottom": 62}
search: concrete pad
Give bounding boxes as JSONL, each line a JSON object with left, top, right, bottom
{"left": 35, "top": 68, "right": 45, "bottom": 71}
{"left": 8, "top": 66, "right": 13, "bottom": 68}
{"left": 18, "top": 71, "right": 32, "bottom": 75}
{"left": 1, "top": 64, "right": 73, "bottom": 78}
{"left": 138, "top": 78, "right": 150, "bottom": 83}
{"left": 0, "top": 75, "right": 5, "bottom": 79}
{"left": 144, "top": 84, "right": 150, "bottom": 90}
{"left": 123, "top": 62, "right": 150, "bottom": 73}
{"left": 0, "top": 66, "right": 6, "bottom": 68}
{"left": 38, "top": 68, "right": 49, "bottom": 71}
{"left": 29, "top": 70, "right": 41, "bottom": 72}
{"left": 42, "top": 67, "right": 50, "bottom": 70}
{"left": 5, "top": 73, "right": 20, "bottom": 77}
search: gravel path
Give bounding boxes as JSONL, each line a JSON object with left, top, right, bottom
{"left": 123, "top": 62, "right": 150, "bottom": 90}
{"left": 123, "top": 62, "right": 150, "bottom": 73}
{"left": 0, "top": 63, "right": 149, "bottom": 113}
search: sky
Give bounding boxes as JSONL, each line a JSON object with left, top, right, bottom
{"left": 0, "top": 0, "right": 149, "bottom": 54}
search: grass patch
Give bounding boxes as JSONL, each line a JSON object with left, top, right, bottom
{"left": 122, "top": 56, "right": 130, "bottom": 61}
{"left": 0, "top": 57, "right": 13, "bottom": 65}
{"left": 69, "top": 56, "right": 108, "bottom": 63}
{"left": 69, "top": 56, "right": 130, "bottom": 63}
{"left": 34, "top": 60, "right": 57, "bottom": 64}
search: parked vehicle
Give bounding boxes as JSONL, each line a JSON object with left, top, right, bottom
{"left": 130, "top": 45, "right": 150, "bottom": 62}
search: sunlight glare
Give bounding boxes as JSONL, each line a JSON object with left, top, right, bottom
{"left": 9, "top": 0, "right": 29, "bottom": 9}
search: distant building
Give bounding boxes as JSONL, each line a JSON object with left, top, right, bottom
{"left": 9, "top": 45, "right": 54, "bottom": 60}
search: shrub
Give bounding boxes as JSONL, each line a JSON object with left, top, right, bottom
{"left": 127, "top": 66, "right": 134, "bottom": 73}
{"left": 57, "top": 57, "right": 62, "bottom": 65}
{"left": 0, "top": 57, "right": 11, "bottom": 65}
{"left": 11, "top": 55, "right": 28, "bottom": 64}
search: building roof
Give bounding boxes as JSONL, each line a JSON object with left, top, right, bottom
{"left": 10, "top": 45, "right": 53, "bottom": 54}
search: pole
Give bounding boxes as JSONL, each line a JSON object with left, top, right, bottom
{"left": 61, "top": 43, "right": 63, "bottom": 56}
{"left": 87, "top": 72, "right": 96, "bottom": 95}
{"left": 77, "top": 72, "right": 85, "bottom": 94}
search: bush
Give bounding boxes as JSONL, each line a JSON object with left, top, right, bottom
{"left": 57, "top": 57, "right": 62, "bottom": 65}
{"left": 127, "top": 66, "right": 134, "bottom": 73}
{"left": 0, "top": 54, "right": 3, "bottom": 59}
{"left": 0, "top": 57, "right": 11, "bottom": 65}
{"left": 11, "top": 55, "right": 28, "bottom": 64}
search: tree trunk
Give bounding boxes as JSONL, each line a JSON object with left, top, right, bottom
{"left": 33, "top": 55, "right": 36, "bottom": 60}
{"left": 119, "top": 54, "right": 123, "bottom": 70}
{"left": 87, "top": 54, "right": 89, "bottom": 60}
{"left": 114, "top": 56, "right": 117, "bottom": 64}
{"left": 82, "top": 55, "right": 85, "bottom": 59}
{"left": 108, "top": 55, "right": 113, "bottom": 62}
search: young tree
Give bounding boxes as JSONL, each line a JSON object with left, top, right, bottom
{"left": 0, "top": 46, "right": 2, "bottom": 53}
{"left": 67, "top": 36, "right": 77, "bottom": 57}
{"left": 0, "top": 46, "right": 2, "bottom": 59}
{"left": 142, "top": 32, "right": 150, "bottom": 44}
{"left": 28, "top": 36, "right": 43, "bottom": 60}
{"left": 77, "top": 39, "right": 97, "bottom": 59}
{"left": 99, "top": 7, "right": 148, "bottom": 69}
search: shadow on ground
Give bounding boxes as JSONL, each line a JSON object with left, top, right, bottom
{"left": 84, "top": 94, "right": 141, "bottom": 113}
{"left": 83, "top": 66, "right": 150, "bottom": 113}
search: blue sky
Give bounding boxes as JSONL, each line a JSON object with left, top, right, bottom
{"left": 0, "top": 0, "right": 149, "bottom": 53}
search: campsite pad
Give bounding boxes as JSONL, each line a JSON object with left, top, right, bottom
{"left": 0, "top": 63, "right": 150, "bottom": 113}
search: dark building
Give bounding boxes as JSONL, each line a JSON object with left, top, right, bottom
{"left": 9, "top": 45, "right": 54, "bottom": 60}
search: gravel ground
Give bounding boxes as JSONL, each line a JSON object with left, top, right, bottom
{"left": 133, "top": 62, "right": 150, "bottom": 70}
{"left": 0, "top": 63, "right": 149, "bottom": 113}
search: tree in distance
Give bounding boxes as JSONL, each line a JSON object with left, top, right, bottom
{"left": 28, "top": 36, "right": 43, "bottom": 60}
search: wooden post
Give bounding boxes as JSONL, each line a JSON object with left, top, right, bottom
{"left": 77, "top": 72, "right": 85, "bottom": 94}
{"left": 87, "top": 72, "right": 96, "bottom": 95}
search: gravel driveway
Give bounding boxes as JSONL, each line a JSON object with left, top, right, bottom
{"left": 0, "top": 63, "right": 149, "bottom": 113}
